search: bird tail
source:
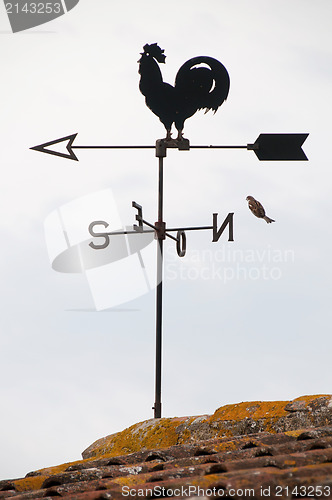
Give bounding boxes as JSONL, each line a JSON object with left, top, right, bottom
{"left": 263, "top": 216, "right": 275, "bottom": 224}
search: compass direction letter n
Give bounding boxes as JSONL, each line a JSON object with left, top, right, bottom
{"left": 212, "top": 213, "right": 234, "bottom": 242}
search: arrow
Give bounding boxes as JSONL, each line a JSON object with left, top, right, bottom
{"left": 30, "top": 133, "right": 309, "bottom": 161}
{"left": 30, "top": 133, "right": 79, "bottom": 161}
{"left": 30, "top": 133, "right": 156, "bottom": 161}
{"left": 247, "top": 133, "right": 309, "bottom": 161}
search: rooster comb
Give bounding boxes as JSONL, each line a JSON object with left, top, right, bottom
{"left": 143, "top": 43, "right": 166, "bottom": 63}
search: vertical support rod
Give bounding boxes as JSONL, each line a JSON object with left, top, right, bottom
{"left": 154, "top": 155, "right": 164, "bottom": 419}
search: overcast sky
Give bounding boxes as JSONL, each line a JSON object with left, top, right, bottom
{"left": 1, "top": 0, "right": 332, "bottom": 481}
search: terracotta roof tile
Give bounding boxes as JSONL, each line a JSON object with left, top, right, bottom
{"left": 1, "top": 396, "right": 332, "bottom": 500}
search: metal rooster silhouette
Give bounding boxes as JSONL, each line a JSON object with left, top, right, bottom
{"left": 138, "top": 43, "right": 230, "bottom": 140}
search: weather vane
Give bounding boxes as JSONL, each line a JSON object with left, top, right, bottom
{"left": 31, "top": 43, "right": 308, "bottom": 419}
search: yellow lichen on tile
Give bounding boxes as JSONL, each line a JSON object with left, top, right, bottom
{"left": 191, "top": 474, "right": 223, "bottom": 488}
{"left": 285, "top": 429, "right": 306, "bottom": 438}
{"left": 14, "top": 476, "right": 48, "bottom": 492}
{"left": 112, "top": 475, "right": 151, "bottom": 487}
{"left": 176, "top": 427, "right": 192, "bottom": 444}
{"left": 214, "top": 428, "right": 233, "bottom": 438}
{"left": 33, "top": 458, "right": 91, "bottom": 476}
{"left": 284, "top": 459, "right": 297, "bottom": 466}
{"left": 213, "top": 440, "right": 238, "bottom": 452}
{"left": 211, "top": 400, "right": 289, "bottom": 423}
{"left": 89, "top": 418, "right": 182, "bottom": 459}
{"left": 82, "top": 395, "right": 332, "bottom": 461}
{"left": 293, "top": 395, "right": 331, "bottom": 405}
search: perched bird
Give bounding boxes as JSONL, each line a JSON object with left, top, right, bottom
{"left": 246, "top": 196, "right": 275, "bottom": 224}
{"left": 138, "top": 43, "right": 230, "bottom": 140}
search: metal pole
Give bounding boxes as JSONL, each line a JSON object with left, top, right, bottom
{"left": 153, "top": 147, "right": 165, "bottom": 419}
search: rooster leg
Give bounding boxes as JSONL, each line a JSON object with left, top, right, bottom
{"left": 165, "top": 129, "right": 172, "bottom": 140}
{"left": 176, "top": 129, "right": 184, "bottom": 140}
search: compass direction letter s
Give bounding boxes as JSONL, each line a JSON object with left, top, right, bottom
{"left": 88, "top": 221, "right": 110, "bottom": 250}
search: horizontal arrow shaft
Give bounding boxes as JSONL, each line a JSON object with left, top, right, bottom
{"left": 72, "top": 145, "right": 248, "bottom": 149}
{"left": 72, "top": 145, "right": 156, "bottom": 149}
{"left": 167, "top": 225, "right": 213, "bottom": 231}
{"left": 94, "top": 225, "right": 213, "bottom": 237}
{"left": 103, "top": 227, "right": 213, "bottom": 236}
{"left": 104, "top": 229, "right": 155, "bottom": 235}
{"left": 31, "top": 132, "right": 308, "bottom": 161}
{"left": 191, "top": 145, "right": 248, "bottom": 149}
{"left": 90, "top": 223, "right": 214, "bottom": 251}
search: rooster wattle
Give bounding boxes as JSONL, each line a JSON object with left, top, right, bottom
{"left": 138, "top": 43, "right": 230, "bottom": 140}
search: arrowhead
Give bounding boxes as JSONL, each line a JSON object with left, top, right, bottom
{"left": 30, "top": 133, "right": 79, "bottom": 161}
{"left": 249, "top": 133, "right": 309, "bottom": 161}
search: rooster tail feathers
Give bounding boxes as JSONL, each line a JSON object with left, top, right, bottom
{"left": 175, "top": 56, "right": 230, "bottom": 111}
{"left": 204, "top": 106, "right": 219, "bottom": 114}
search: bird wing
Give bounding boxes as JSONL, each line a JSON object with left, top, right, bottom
{"left": 249, "top": 199, "right": 266, "bottom": 218}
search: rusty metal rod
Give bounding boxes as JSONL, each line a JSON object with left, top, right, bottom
{"left": 154, "top": 155, "right": 164, "bottom": 419}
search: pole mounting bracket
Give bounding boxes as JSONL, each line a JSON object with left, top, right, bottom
{"left": 154, "top": 221, "right": 166, "bottom": 240}
{"left": 155, "top": 138, "right": 190, "bottom": 157}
